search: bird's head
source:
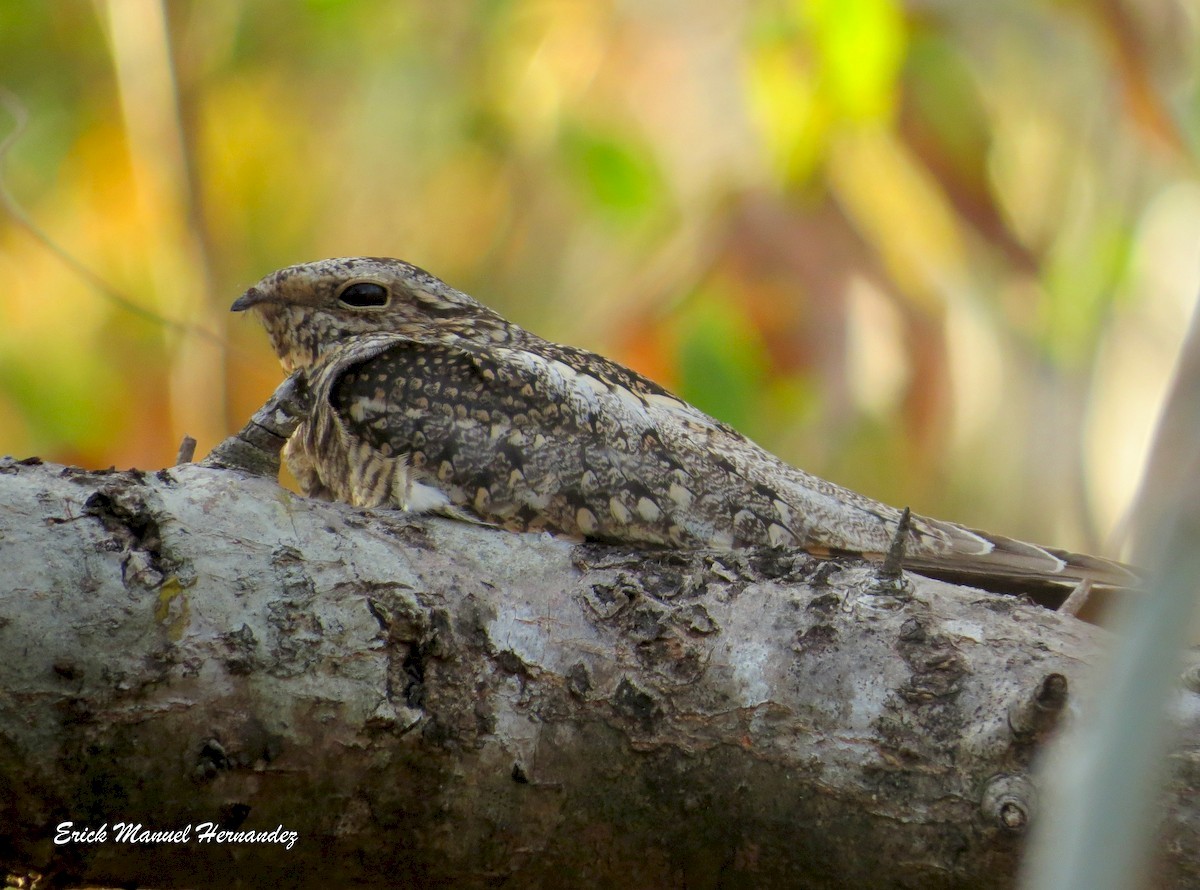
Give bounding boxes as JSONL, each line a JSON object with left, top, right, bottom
{"left": 231, "top": 257, "right": 499, "bottom": 372}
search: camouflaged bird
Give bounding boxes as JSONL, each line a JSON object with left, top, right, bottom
{"left": 232, "top": 257, "right": 1136, "bottom": 592}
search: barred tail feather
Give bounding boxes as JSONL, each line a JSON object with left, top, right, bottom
{"left": 903, "top": 516, "right": 1139, "bottom": 595}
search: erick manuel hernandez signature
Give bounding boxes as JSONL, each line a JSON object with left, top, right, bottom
{"left": 54, "top": 821, "right": 298, "bottom": 850}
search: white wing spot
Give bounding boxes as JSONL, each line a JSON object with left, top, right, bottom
{"left": 668, "top": 483, "right": 693, "bottom": 509}
{"left": 576, "top": 507, "right": 598, "bottom": 535}
{"left": 773, "top": 499, "right": 793, "bottom": 526}
{"left": 405, "top": 482, "right": 451, "bottom": 514}
{"left": 609, "top": 497, "right": 631, "bottom": 524}
{"left": 347, "top": 396, "right": 388, "bottom": 423}
{"left": 637, "top": 497, "right": 661, "bottom": 522}
{"left": 707, "top": 529, "right": 735, "bottom": 549}
{"left": 768, "top": 523, "right": 796, "bottom": 547}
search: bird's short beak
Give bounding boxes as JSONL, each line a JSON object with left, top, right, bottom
{"left": 230, "top": 287, "right": 267, "bottom": 312}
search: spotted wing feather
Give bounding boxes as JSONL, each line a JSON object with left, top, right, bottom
{"left": 314, "top": 332, "right": 1133, "bottom": 590}
{"left": 323, "top": 338, "right": 691, "bottom": 543}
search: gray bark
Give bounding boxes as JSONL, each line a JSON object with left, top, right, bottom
{"left": 0, "top": 455, "right": 1197, "bottom": 889}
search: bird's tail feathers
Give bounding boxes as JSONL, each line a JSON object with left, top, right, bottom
{"left": 902, "top": 517, "right": 1139, "bottom": 593}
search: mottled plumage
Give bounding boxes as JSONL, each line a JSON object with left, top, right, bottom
{"left": 232, "top": 257, "right": 1135, "bottom": 591}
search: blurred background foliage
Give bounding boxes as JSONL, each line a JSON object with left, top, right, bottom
{"left": 1, "top": 0, "right": 1197, "bottom": 559}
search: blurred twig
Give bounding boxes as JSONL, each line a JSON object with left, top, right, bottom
{"left": 0, "top": 86, "right": 228, "bottom": 350}
{"left": 102, "top": 0, "right": 228, "bottom": 451}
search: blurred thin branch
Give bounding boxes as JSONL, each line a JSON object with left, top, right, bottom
{"left": 0, "top": 86, "right": 225, "bottom": 348}
{"left": 101, "top": 0, "right": 227, "bottom": 449}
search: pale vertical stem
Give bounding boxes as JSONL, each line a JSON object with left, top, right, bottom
{"left": 1022, "top": 295, "right": 1200, "bottom": 890}
{"left": 101, "top": 0, "right": 226, "bottom": 455}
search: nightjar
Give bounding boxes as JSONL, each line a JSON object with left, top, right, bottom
{"left": 232, "top": 257, "right": 1135, "bottom": 592}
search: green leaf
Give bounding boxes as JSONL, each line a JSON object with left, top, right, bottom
{"left": 559, "top": 124, "right": 665, "bottom": 222}
{"left": 675, "top": 296, "right": 770, "bottom": 433}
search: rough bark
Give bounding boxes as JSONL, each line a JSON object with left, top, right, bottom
{"left": 0, "top": 455, "right": 1198, "bottom": 889}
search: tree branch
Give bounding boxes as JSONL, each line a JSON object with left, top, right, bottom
{"left": 0, "top": 456, "right": 1197, "bottom": 888}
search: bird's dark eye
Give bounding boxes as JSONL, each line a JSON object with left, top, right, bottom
{"left": 337, "top": 281, "right": 389, "bottom": 308}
